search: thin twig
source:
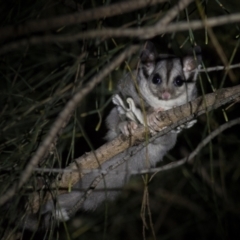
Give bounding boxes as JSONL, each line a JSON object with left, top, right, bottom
{"left": 155, "top": 0, "right": 193, "bottom": 26}
{"left": 47, "top": 52, "right": 87, "bottom": 161}
{"left": 147, "top": 117, "right": 240, "bottom": 174}
{"left": 196, "top": 2, "right": 236, "bottom": 82}
{"left": 197, "top": 63, "right": 240, "bottom": 72}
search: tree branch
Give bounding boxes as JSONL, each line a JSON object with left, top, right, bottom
{"left": 28, "top": 84, "right": 240, "bottom": 213}
{"left": 57, "top": 84, "right": 240, "bottom": 187}
{"left": 140, "top": 117, "right": 240, "bottom": 175}
{"left": 0, "top": 0, "right": 168, "bottom": 41}
{"left": 1, "top": 12, "right": 240, "bottom": 55}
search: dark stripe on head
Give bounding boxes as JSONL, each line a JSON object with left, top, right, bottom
{"left": 185, "top": 73, "right": 195, "bottom": 82}
{"left": 180, "top": 58, "right": 186, "bottom": 80}
{"left": 166, "top": 60, "right": 173, "bottom": 84}
{"left": 141, "top": 67, "right": 149, "bottom": 79}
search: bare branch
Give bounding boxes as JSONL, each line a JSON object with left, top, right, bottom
{"left": 198, "top": 63, "right": 240, "bottom": 72}
{"left": 155, "top": 0, "right": 193, "bottom": 26}
{"left": 143, "top": 117, "right": 240, "bottom": 175}
{"left": 59, "top": 84, "right": 240, "bottom": 188}
{"left": 31, "top": 117, "right": 240, "bottom": 216}
{"left": 27, "top": 84, "right": 240, "bottom": 213}
{"left": 45, "top": 101, "right": 240, "bottom": 218}
{"left": 1, "top": 12, "right": 240, "bottom": 55}
{"left": 0, "top": 45, "right": 140, "bottom": 207}
{"left": 0, "top": 0, "right": 168, "bottom": 41}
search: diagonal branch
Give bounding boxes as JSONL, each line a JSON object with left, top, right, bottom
{"left": 138, "top": 117, "right": 240, "bottom": 175}
{"left": 0, "top": 45, "right": 140, "bottom": 207}
{"left": 59, "top": 84, "right": 240, "bottom": 188}
{"left": 28, "top": 84, "right": 240, "bottom": 213}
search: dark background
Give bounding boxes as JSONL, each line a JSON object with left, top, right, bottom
{"left": 0, "top": 0, "right": 240, "bottom": 239}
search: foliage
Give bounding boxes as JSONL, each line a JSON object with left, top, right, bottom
{"left": 0, "top": 0, "right": 240, "bottom": 239}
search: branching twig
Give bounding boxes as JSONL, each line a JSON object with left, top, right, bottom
{"left": 196, "top": 3, "right": 237, "bottom": 82}
{"left": 47, "top": 52, "right": 87, "bottom": 161}
{"left": 0, "top": 45, "right": 140, "bottom": 207}
{"left": 142, "top": 117, "right": 240, "bottom": 175}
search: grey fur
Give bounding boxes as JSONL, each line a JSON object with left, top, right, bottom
{"left": 24, "top": 42, "right": 201, "bottom": 230}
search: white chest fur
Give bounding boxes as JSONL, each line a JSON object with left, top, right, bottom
{"left": 140, "top": 81, "right": 194, "bottom": 110}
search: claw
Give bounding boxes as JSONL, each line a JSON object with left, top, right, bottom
{"left": 154, "top": 107, "right": 164, "bottom": 112}
{"left": 119, "top": 121, "right": 138, "bottom": 136}
{"left": 146, "top": 112, "right": 160, "bottom": 133}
